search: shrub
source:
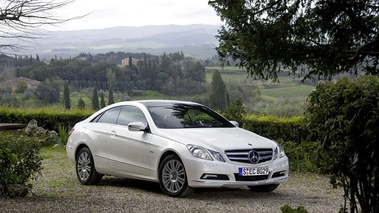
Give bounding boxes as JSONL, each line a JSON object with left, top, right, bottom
{"left": 280, "top": 140, "right": 321, "bottom": 173}
{"left": 281, "top": 205, "right": 308, "bottom": 213}
{"left": 0, "top": 133, "right": 42, "bottom": 197}
{"left": 305, "top": 76, "right": 379, "bottom": 213}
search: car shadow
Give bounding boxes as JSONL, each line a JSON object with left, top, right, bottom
{"left": 97, "top": 176, "right": 286, "bottom": 200}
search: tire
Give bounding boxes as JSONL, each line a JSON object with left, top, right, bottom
{"left": 248, "top": 184, "right": 279, "bottom": 192}
{"left": 76, "top": 147, "right": 102, "bottom": 185}
{"left": 158, "top": 154, "right": 193, "bottom": 197}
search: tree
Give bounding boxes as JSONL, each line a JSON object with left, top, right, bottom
{"left": 35, "top": 82, "right": 60, "bottom": 103}
{"left": 15, "top": 80, "right": 28, "bottom": 93}
{"left": 63, "top": 83, "right": 70, "bottom": 110}
{"left": 100, "top": 92, "right": 105, "bottom": 108}
{"left": 0, "top": 0, "right": 81, "bottom": 53}
{"left": 77, "top": 97, "right": 85, "bottom": 109}
{"left": 108, "top": 87, "right": 114, "bottom": 105}
{"left": 306, "top": 76, "right": 379, "bottom": 213}
{"left": 209, "top": 70, "right": 227, "bottom": 111}
{"left": 209, "top": 0, "right": 379, "bottom": 80}
{"left": 91, "top": 87, "right": 99, "bottom": 110}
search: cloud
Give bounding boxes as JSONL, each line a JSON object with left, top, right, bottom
{"left": 54, "top": 0, "right": 221, "bottom": 30}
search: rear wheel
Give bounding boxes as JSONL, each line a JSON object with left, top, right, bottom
{"left": 76, "top": 147, "right": 102, "bottom": 185}
{"left": 248, "top": 184, "right": 279, "bottom": 192}
{"left": 158, "top": 154, "right": 193, "bottom": 197}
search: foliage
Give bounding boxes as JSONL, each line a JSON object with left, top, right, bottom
{"left": 92, "top": 87, "right": 99, "bottom": 110}
{"left": 223, "top": 98, "right": 245, "bottom": 127}
{"left": 244, "top": 114, "right": 306, "bottom": 143}
{"left": 209, "top": 70, "right": 228, "bottom": 110}
{"left": 14, "top": 52, "right": 207, "bottom": 96}
{"left": 108, "top": 87, "right": 114, "bottom": 105}
{"left": 100, "top": 92, "right": 106, "bottom": 108}
{"left": 305, "top": 76, "right": 379, "bottom": 213}
{"left": 281, "top": 205, "right": 308, "bottom": 213}
{"left": 77, "top": 97, "right": 85, "bottom": 110}
{"left": 14, "top": 80, "right": 28, "bottom": 94}
{"left": 0, "top": 106, "right": 93, "bottom": 131}
{"left": 280, "top": 140, "right": 321, "bottom": 173}
{"left": 35, "top": 81, "right": 60, "bottom": 103}
{"left": 57, "top": 125, "right": 70, "bottom": 146}
{"left": 63, "top": 83, "right": 71, "bottom": 110}
{"left": 209, "top": 0, "right": 379, "bottom": 80}
{"left": 0, "top": 133, "right": 42, "bottom": 197}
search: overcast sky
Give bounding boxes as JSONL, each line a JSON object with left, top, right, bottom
{"left": 55, "top": 0, "right": 222, "bottom": 31}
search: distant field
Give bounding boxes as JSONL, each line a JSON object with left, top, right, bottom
{"left": 261, "top": 85, "right": 315, "bottom": 98}
{"left": 205, "top": 67, "right": 315, "bottom": 98}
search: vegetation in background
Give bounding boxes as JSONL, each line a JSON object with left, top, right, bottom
{"left": 63, "top": 83, "right": 71, "bottom": 110}
{"left": 77, "top": 97, "right": 85, "bottom": 109}
{"left": 223, "top": 98, "right": 245, "bottom": 127}
{"left": 92, "top": 87, "right": 99, "bottom": 110}
{"left": 209, "top": 70, "right": 228, "bottom": 110}
{"left": 306, "top": 76, "right": 379, "bottom": 213}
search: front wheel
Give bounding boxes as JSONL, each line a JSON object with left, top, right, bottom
{"left": 248, "top": 184, "right": 279, "bottom": 192}
{"left": 76, "top": 147, "right": 102, "bottom": 185}
{"left": 158, "top": 154, "right": 193, "bottom": 197}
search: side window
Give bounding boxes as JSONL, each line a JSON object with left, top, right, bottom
{"left": 96, "top": 107, "right": 122, "bottom": 124}
{"left": 117, "top": 106, "right": 147, "bottom": 126}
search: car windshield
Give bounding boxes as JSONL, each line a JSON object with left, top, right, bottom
{"left": 145, "top": 102, "right": 235, "bottom": 129}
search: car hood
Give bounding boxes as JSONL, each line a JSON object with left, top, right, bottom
{"left": 156, "top": 127, "right": 276, "bottom": 151}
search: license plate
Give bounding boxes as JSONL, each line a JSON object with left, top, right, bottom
{"left": 239, "top": 167, "right": 269, "bottom": 176}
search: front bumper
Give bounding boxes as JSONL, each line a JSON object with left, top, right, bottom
{"left": 183, "top": 155, "right": 289, "bottom": 188}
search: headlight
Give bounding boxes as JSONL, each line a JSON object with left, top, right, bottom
{"left": 273, "top": 143, "right": 285, "bottom": 160}
{"left": 208, "top": 149, "right": 225, "bottom": 162}
{"left": 186, "top": 144, "right": 225, "bottom": 162}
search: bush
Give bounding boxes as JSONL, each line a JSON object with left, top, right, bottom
{"left": 305, "top": 76, "right": 379, "bottom": 213}
{"left": 0, "top": 133, "right": 42, "bottom": 197}
{"left": 281, "top": 205, "right": 308, "bottom": 213}
{"left": 280, "top": 140, "right": 321, "bottom": 173}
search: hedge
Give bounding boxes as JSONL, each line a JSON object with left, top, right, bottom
{"left": 0, "top": 107, "right": 306, "bottom": 143}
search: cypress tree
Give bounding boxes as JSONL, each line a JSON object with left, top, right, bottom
{"left": 78, "top": 97, "right": 85, "bottom": 109}
{"left": 100, "top": 92, "right": 106, "bottom": 108}
{"left": 63, "top": 83, "right": 71, "bottom": 110}
{"left": 92, "top": 87, "right": 99, "bottom": 110}
{"left": 209, "top": 70, "right": 227, "bottom": 111}
{"left": 108, "top": 87, "right": 114, "bottom": 105}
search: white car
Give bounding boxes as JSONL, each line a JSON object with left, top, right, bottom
{"left": 66, "top": 100, "right": 289, "bottom": 197}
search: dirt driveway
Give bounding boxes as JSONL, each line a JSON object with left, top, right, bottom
{"left": 1, "top": 148, "right": 342, "bottom": 213}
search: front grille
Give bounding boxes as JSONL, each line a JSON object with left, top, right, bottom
{"left": 225, "top": 149, "right": 273, "bottom": 164}
{"left": 234, "top": 174, "right": 269, "bottom": 181}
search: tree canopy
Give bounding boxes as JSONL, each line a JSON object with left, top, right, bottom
{"left": 209, "top": 0, "right": 379, "bottom": 80}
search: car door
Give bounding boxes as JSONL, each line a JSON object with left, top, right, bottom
{"left": 106, "top": 105, "right": 152, "bottom": 177}
{"left": 88, "top": 106, "right": 121, "bottom": 171}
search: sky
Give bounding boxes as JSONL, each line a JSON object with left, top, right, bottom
{"left": 54, "top": 0, "right": 222, "bottom": 31}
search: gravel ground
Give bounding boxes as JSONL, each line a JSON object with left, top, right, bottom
{"left": 1, "top": 148, "right": 343, "bottom": 213}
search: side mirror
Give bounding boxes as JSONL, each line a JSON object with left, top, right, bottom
{"left": 230, "top": 121, "right": 239, "bottom": 127}
{"left": 128, "top": 122, "right": 148, "bottom": 132}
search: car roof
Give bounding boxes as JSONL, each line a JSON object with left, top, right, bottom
{"left": 113, "top": 100, "right": 200, "bottom": 107}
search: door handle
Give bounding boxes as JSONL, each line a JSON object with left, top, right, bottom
{"left": 109, "top": 130, "right": 117, "bottom": 137}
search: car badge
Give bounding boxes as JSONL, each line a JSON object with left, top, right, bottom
{"left": 248, "top": 143, "right": 252, "bottom": 146}
{"left": 248, "top": 150, "right": 260, "bottom": 164}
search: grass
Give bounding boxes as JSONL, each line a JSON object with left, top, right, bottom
{"left": 261, "top": 85, "right": 316, "bottom": 98}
